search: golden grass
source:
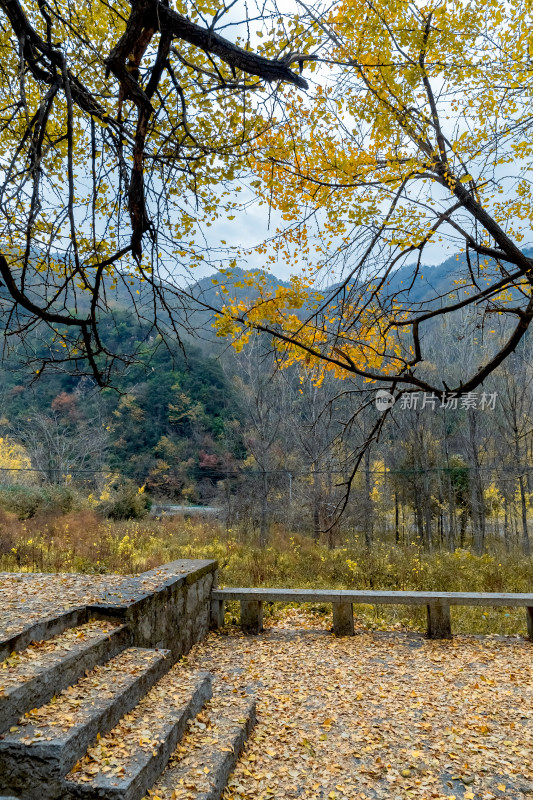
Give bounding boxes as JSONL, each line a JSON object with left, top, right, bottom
{"left": 0, "top": 510, "right": 531, "bottom": 636}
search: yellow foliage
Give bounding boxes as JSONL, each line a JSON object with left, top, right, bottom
{"left": 3, "top": 0, "right": 533, "bottom": 391}
{"left": 213, "top": 0, "right": 533, "bottom": 389}
{"left": 0, "top": 437, "right": 32, "bottom": 483}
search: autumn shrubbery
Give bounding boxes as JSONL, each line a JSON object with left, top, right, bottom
{"left": 0, "top": 484, "right": 82, "bottom": 520}
{"left": 0, "top": 480, "right": 151, "bottom": 523}
{"left": 0, "top": 512, "right": 531, "bottom": 636}
{"left": 95, "top": 480, "right": 151, "bottom": 521}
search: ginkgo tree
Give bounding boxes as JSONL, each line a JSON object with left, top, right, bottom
{"left": 214, "top": 0, "right": 533, "bottom": 426}
{"left": 3, "top": 0, "right": 533, "bottom": 418}
{"left": 0, "top": 0, "right": 313, "bottom": 382}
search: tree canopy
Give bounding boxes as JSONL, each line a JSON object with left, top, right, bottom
{"left": 0, "top": 0, "right": 310, "bottom": 380}
{"left": 214, "top": 0, "right": 533, "bottom": 405}
{"left": 2, "top": 0, "right": 533, "bottom": 407}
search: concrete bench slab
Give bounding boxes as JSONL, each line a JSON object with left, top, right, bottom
{"left": 211, "top": 588, "right": 533, "bottom": 640}
{"left": 212, "top": 588, "right": 533, "bottom": 606}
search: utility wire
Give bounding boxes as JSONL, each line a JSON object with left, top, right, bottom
{"left": 1, "top": 465, "right": 533, "bottom": 477}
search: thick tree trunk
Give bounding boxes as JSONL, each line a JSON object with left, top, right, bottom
{"left": 518, "top": 474, "right": 530, "bottom": 555}
{"left": 448, "top": 477, "right": 457, "bottom": 551}
{"left": 312, "top": 463, "right": 320, "bottom": 542}
{"left": 468, "top": 410, "right": 486, "bottom": 554}
{"left": 503, "top": 496, "right": 510, "bottom": 551}
{"left": 395, "top": 491, "right": 400, "bottom": 544}
{"left": 459, "top": 509, "right": 467, "bottom": 548}
{"left": 413, "top": 481, "right": 425, "bottom": 545}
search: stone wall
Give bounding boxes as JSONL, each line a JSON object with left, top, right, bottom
{"left": 88, "top": 559, "right": 218, "bottom": 659}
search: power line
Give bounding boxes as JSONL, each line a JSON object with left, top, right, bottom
{"left": 1, "top": 464, "right": 533, "bottom": 477}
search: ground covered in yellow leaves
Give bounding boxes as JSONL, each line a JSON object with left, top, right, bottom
{"left": 184, "top": 610, "right": 533, "bottom": 800}
{"left": 0, "top": 564, "right": 199, "bottom": 641}
{"left": 0, "top": 619, "right": 122, "bottom": 691}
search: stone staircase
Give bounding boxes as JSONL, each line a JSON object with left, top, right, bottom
{"left": 0, "top": 619, "right": 255, "bottom": 800}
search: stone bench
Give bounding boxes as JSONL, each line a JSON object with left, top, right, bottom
{"left": 210, "top": 588, "right": 533, "bottom": 639}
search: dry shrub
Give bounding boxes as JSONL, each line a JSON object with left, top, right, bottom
{"left": 0, "top": 507, "right": 17, "bottom": 555}
{"left": 1, "top": 512, "right": 532, "bottom": 636}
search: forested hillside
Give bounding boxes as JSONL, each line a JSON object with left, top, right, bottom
{"left": 0, "top": 309, "right": 240, "bottom": 504}
{"left": 1, "top": 6, "right": 533, "bottom": 799}
{"left": 2, "top": 253, "right": 533, "bottom": 555}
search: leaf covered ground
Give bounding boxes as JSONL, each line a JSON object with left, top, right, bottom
{"left": 0, "top": 619, "right": 120, "bottom": 693}
{"left": 181, "top": 610, "right": 533, "bottom": 800}
{"left": 1, "top": 569, "right": 531, "bottom": 800}
{"left": 0, "top": 565, "right": 199, "bottom": 642}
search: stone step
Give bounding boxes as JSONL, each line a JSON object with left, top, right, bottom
{"left": 0, "top": 621, "right": 130, "bottom": 734}
{"left": 64, "top": 669, "right": 213, "bottom": 800}
{"left": 0, "top": 647, "right": 172, "bottom": 800}
{"left": 147, "top": 694, "right": 257, "bottom": 800}
{"left": 0, "top": 606, "right": 89, "bottom": 664}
